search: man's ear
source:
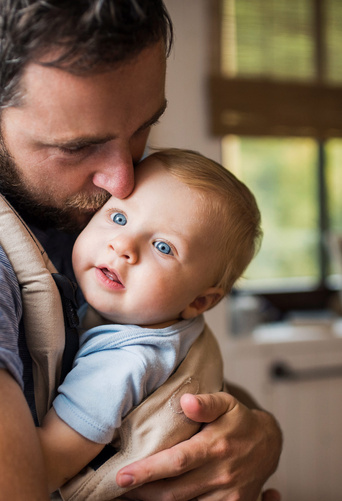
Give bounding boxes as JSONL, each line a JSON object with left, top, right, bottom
{"left": 181, "top": 287, "right": 225, "bottom": 320}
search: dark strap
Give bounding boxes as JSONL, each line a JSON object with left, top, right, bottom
{"left": 52, "top": 273, "right": 80, "bottom": 384}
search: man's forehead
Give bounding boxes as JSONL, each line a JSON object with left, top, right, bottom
{"left": 18, "top": 40, "right": 167, "bottom": 104}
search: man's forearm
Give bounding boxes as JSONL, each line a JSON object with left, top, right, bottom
{"left": 0, "top": 369, "right": 49, "bottom": 501}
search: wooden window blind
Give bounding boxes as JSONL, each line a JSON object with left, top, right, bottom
{"left": 209, "top": 0, "right": 342, "bottom": 138}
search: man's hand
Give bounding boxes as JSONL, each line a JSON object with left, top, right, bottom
{"left": 116, "top": 391, "right": 282, "bottom": 501}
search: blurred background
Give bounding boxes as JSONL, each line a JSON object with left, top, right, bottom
{"left": 149, "top": 1, "right": 342, "bottom": 499}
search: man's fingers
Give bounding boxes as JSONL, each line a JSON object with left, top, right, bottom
{"left": 117, "top": 393, "right": 239, "bottom": 489}
{"left": 117, "top": 393, "right": 281, "bottom": 501}
{"left": 117, "top": 439, "right": 203, "bottom": 489}
{"left": 122, "top": 466, "right": 229, "bottom": 501}
{"left": 180, "top": 392, "right": 237, "bottom": 423}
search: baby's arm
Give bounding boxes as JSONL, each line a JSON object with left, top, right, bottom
{"left": 37, "top": 408, "right": 104, "bottom": 493}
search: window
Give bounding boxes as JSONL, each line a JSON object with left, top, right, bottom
{"left": 223, "top": 137, "right": 319, "bottom": 288}
{"left": 209, "top": 0, "right": 342, "bottom": 312}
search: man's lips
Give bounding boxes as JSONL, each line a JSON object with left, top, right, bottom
{"left": 95, "top": 266, "right": 125, "bottom": 289}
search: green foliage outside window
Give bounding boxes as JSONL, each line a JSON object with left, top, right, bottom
{"left": 223, "top": 137, "right": 320, "bottom": 286}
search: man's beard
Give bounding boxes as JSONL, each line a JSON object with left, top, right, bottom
{"left": 0, "top": 139, "right": 110, "bottom": 233}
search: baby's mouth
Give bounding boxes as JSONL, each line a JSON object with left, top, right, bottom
{"left": 101, "top": 267, "right": 123, "bottom": 285}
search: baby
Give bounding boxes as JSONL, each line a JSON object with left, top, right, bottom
{"left": 37, "top": 148, "right": 262, "bottom": 493}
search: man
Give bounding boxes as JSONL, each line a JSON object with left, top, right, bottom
{"left": 0, "top": 1, "right": 282, "bottom": 500}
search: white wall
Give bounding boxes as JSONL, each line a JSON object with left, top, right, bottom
{"left": 149, "top": 0, "right": 231, "bottom": 349}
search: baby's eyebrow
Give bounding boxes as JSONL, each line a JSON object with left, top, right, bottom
{"left": 104, "top": 207, "right": 127, "bottom": 218}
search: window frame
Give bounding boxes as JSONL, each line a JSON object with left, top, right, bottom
{"left": 209, "top": 0, "right": 342, "bottom": 314}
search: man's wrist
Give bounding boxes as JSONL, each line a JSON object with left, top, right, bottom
{"left": 252, "top": 408, "right": 283, "bottom": 476}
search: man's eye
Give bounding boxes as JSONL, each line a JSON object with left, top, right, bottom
{"left": 110, "top": 212, "right": 127, "bottom": 226}
{"left": 153, "top": 241, "right": 173, "bottom": 255}
{"left": 59, "top": 145, "right": 89, "bottom": 155}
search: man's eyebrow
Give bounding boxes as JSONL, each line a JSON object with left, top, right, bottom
{"left": 46, "top": 135, "right": 115, "bottom": 149}
{"left": 44, "top": 100, "right": 167, "bottom": 149}
{"left": 135, "top": 100, "right": 168, "bottom": 133}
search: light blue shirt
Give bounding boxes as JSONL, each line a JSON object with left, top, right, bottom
{"left": 53, "top": 315, "right": 204, "bottom": 444}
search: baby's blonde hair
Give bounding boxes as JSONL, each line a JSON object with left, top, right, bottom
{"left": 149, "top": 148, "right": 262, "bottom": 296}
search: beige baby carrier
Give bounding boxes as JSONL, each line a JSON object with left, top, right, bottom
{"left": 0, "top": 193, "right": 224, "bottom": 500}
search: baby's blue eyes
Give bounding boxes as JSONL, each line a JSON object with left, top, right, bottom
{"left": 111, "top": 212, "right": 127, "bottom": 226}
{"left": 154, "top": 241, "right": 173, "bottom": 255}
{"left": 109, "top": 213, "right": 173, "bottom": 255}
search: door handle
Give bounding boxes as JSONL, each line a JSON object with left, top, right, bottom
{"left": 270, "top": 361, "right": 342, "bottom": 382}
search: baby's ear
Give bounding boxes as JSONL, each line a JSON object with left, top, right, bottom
{"left": 181, "top": 287, "right": 225, "bottom": 320}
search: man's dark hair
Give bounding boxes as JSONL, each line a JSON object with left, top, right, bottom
{"left": 0, "top": 0, "right": 173, "bottom": 108}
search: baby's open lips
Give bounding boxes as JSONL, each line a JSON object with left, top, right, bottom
{"left": 100, "top": 267, "right": 123, "bottom": 286}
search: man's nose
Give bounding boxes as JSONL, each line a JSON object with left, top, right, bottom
{"left": 92, "top": 145, "right": 135, "bottom": 199}
{"left": 109, "top": 235, "right": 138, "bottom": 264}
